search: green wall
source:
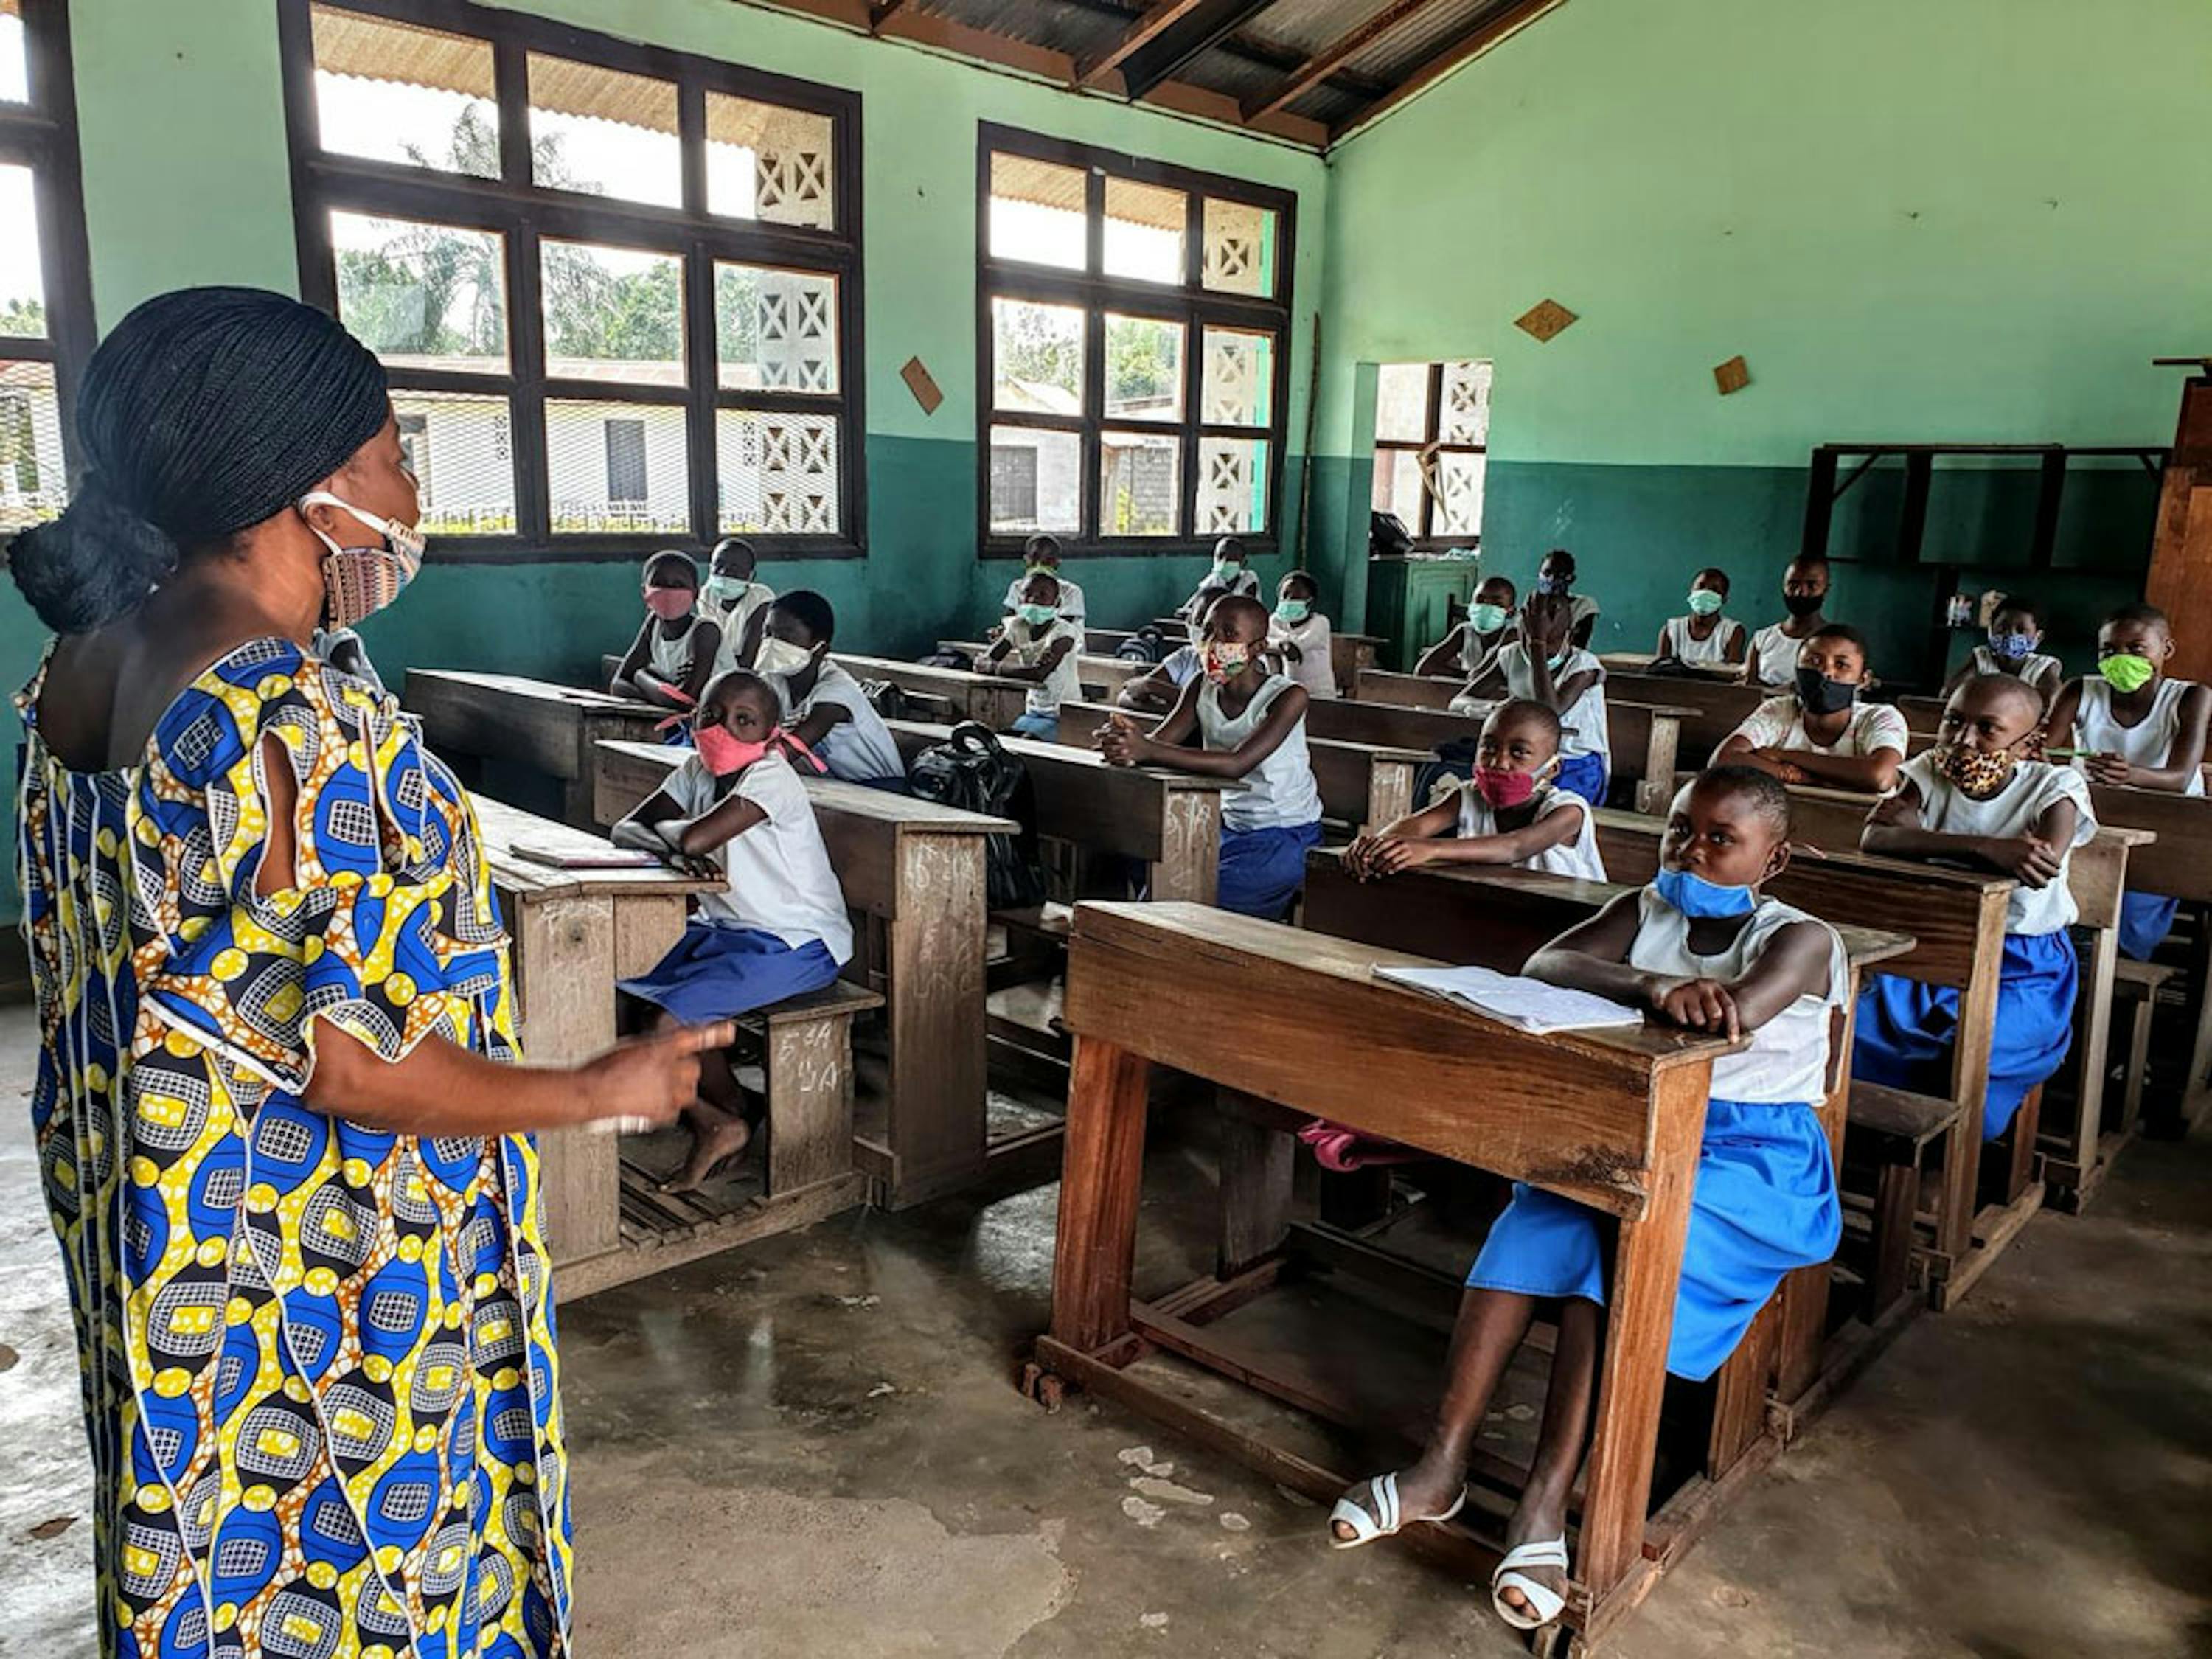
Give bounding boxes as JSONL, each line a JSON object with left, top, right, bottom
{"left": 1313, "top": 0, "right": 2210, "bottom": 676}
{"left": 1, "top": 0, "right": 1330, "bottom": 921}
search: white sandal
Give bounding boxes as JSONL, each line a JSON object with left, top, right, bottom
{"left": 1489, "top": 1535, "right": 1570, "bottom": 1630}
{"left": 1326, "top": 1472, "right": 1466, "bottom": 1551}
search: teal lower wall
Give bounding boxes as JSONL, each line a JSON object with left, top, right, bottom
{"left": 1310, "top": 454, "right": 2157, "bottom": 684}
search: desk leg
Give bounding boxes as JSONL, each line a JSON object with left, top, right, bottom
{"left": 1050, "top": 1036, "right": 1154, "bottom": 1353}
{"left": 1150, "top": 794, "right": 1222, "bottom": 907}
{"left": 877, "top": 836, "right": 990, "bottom": 1206}
{"left": 1578, "top": 1063, "right": 1707, "bottom": 1598}
{"left": 981, "top": 687, "right": 1026, "bottom": 732}
{"left": 509, "top": 892, "right": 622, "bottom": 1270}
{"left": 2054, "top": 925, "right": 2118, "bottom": 1197}
{"left": 1639, "top": 719, "right": 1681, "bottom": 817}
{"left": 1217, "top": 1096, "right": 1294, "bottom": 1277}
{"left": 1366, "top": 760, "right": 1415, "bottom": 834}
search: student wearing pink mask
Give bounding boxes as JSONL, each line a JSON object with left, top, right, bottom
{"left": 1344, "top": 700, "right": 1606, "bottom": 883}
{"left": 611, "top": 549, "right": 723, "bottom": 717}
{"left": 611, "top": 669, "right": 852, "bottom": 1189}
{"left": 1097, "top": 595, "right": 1322, "bottom": 919}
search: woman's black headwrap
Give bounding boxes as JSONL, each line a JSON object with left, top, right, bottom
{"left": 9, "top": 286, "right": 389, "bottom": 634}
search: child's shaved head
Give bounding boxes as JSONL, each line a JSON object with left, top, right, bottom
{"left": 1687, "top": 764, "right": 1793, "bottom": 839}
{"left": 1019, "top": 570, "right": 1062, "bottom": 605}
{"left": 1953, "top": 669, "right": 2046, "bottom": 729}
{"left": 698, "top": 668, "right": 780, "bottom": 731}
{"left": 1486, "top": 697, "right": 1562, "bottom": 754}
{"left": 1205, "top": 594, "right": 1270, "bottom": 644}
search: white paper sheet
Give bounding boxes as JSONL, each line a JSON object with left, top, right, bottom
{"left": 1374, "top": 964, "right": 1642, "bottom": 1034}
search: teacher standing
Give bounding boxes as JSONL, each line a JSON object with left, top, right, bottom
{"left": 10, "top": 287, "right": 727, "bottom": 1659}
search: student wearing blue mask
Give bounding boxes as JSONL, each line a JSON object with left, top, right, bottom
{"left": 1655, "top": 567, "right": 1747, "bottom": 667}
{"left": 984, "top": 570, "right": 1083, "bottom": 738}
{"left": 2045, "top": 602, "right": 2208, "bottom": 959}
{"left": 1416, "top": 574, "right": 1517, "bottom": 684}
{"left": 999, "top": 532, "right": 1087, "bottom": 630}
{"left": 1266, "top": 569, "right": 1337, "bottom": 699}
{"left": 1326, "top": 766, "right": 1843, "bottom": 1638}
{"left": 1495, "top": 591, "right": 1610, "bottom": 804}
{"left": 1177, "top": 535, "right": 1261, "bottom": 634}
{"left": 702, "top": 536, "right": 777, "bottom": 678}
{"left": 1941, "top": 593, "right": 2062, "bottom": 709}
{"left": 1854, "top": 674, "right": 2096, "bottom": 1138}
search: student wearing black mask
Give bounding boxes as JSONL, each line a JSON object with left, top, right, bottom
{"left": 1713, "top": 623, "right": 1907, "bottom": 792}
{"left": 1745, "top": 553, "right": 1831, "bottom": 688}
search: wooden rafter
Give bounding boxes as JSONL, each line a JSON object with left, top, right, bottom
{"left": 1328, "top": 0, "right": 1570, "bottom": 146}
{"left": 1241, "top": 0, "right": 1445, "bottom": 122}
{"left": 1072, "top": 0, "right": 1213, "bottom": 88}
{"left": 867, "top": 0, "right": 908, "bottom": 32}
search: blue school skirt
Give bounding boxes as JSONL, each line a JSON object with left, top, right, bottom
{"left": 1011, "top": 710, "right": 1060, "bottom": 740}
{"left": 1217, "top": 819, "right": 1325, "bottom": 920}
{"left": 617, "top": 922, "right": 841, "bottom": 1023}
{"left": 2119, "top": 891, "right": 2177, "bottom": 961}
{"left": 1555, "top": 751, "right": 1607, "bottom": 807}
{"left": 1466, "top": 1098, "right": 1840, "bottom": 1382}
{"left": 1852, "top": 928, "right": 2078, "bottom": 1141}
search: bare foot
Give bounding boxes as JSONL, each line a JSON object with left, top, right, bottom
{"left": 663, "top": 1110, "right": 752, "bottom": 1194}
{"left": 1329, "top": 1458, "right": 1464, "bottom": 1543}
{"left": 1493, "top": 1489, "right": 1570, "bottom": 1624}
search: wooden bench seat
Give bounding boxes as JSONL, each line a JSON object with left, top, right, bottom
{"left": 1844, "top": 1080, "right": 1966, "bottom": 1327}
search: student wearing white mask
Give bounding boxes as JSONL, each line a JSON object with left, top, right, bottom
{"left": 752, "top": 588, "right": 910, "bottom": 793}
{"left": 701, "top": 536, "right": 777, "bottom": 678}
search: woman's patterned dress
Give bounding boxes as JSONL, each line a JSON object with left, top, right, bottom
{"left": 16, "top": 637, "right": 572, "bottom": 1659}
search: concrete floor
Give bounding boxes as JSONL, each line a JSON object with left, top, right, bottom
{"left": 2, "top": 1006, "right": 2208, "bottom": 1658}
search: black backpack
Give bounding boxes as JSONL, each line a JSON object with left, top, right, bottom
{"left": 859, "top": 678, "right": 917, "bottom": 722}
{"left": 1115, "top": 625, "right": 1170, "bottom": 666}
{"left": 908, "top": 723, "right": 1050, "bottom": 911}
{"left": 1411, "top": 736, "right": 1484, "bottom": 813}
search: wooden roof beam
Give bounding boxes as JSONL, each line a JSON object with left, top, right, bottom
{"left": 1327, "top": 0, "right": 1568, "bottom": 147}
{"left": 1073, "top": 0, "right": 1214, "bottom": 88}
{"left": 1114, "top": 0, "right": 1284, "bottom": 101}
{"left": 1242, "top": 0, "right": 1447, "bottom": 122}
{"left": 868, "top": 0, "right": 908, "bottom": 32}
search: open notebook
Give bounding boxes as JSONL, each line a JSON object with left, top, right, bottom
{"left": 507, "top": 842, "right": 666, "bottom": 872}
{"left": 1374, "top": 964, "right": 1641, "bottom": 1035}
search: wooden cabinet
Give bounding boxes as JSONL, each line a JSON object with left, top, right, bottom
{"left": 1365, "top": 556, "right": 1480, "bottom": 671}
{"left": 2146, "top": 372, "right": 2212, "bottom": 684}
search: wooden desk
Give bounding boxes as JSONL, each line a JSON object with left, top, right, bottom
{"left": 835, "top": 653, "right": 1034, "bottom": 731}
{"left": 1596, "top": 673, "right": 1767, "bottom": 762}
{"left": 1029, "top": 902, "right": 1744, "bottom": 1656}
{"left": 883, "top": 719, "right": 1236, "bottom": 906}
{"left": 1598, "top": 653, "right": 1747, "bottom": 684}
{"left": 1051, "top": 700, "right": 1422, "bottom": 835}
{"left": 467, "top": 795, "right": 737, "bottom": 1297}
{"left": 939, "top": 639, "right": 1144, "bottom": 700}
{"left": 590, "top": 739, "right": 1020, "bottom": 1209}
{"left": 1301, "top": 851, "right": 1918, "bottom": 1427}
{"left": 408, "top": 670, "right": 671, "bottom": 828}
{"left": 2084, "top": 785, "right": 2212, "bottom": 1131}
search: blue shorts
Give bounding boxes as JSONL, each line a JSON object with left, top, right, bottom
{"left": 617, "top": 922, "right": 841, "bottom": 1024}
{"left": 2119, "top": 890, "right": 2177, "bottom": 961}
{"left": 1555, "top": 751, "right": 1607, "bottom": 807}
{"left": 1217, "top": 820, "right": 1325, "bottom": 920}
{"left": 1467, "top": 1098, "right": 1840, "bottom": 1382}
{"left": 1853, "top": 928, "right": 2078, "bottom": 1140}
{"left": 1010, "top": 710, "right": 1060, "bottom": 740}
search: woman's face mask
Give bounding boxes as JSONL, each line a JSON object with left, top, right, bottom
{"left": 1202, "top": 641, "right": 1252, "bottom": 684}
{"left": 643, "top": 585, "right": 695, "bottom": 622}
{"left": 1275, "top": 598, "right": 1310, "bottom": 625}
{"left": 1470, "top": 602, "right": 1511, "bottom": 636}
{"left": 300, "top": 490, "right": 425, "bottom": 631}
{"left": 1686, "top": 588, "right": 1725, "bottom": 616}
{"left": 1015, "top": 602, "right": 1060, "bottom": 628}
{"left": 700, "top": 573, "right": 752, "bottom": 614}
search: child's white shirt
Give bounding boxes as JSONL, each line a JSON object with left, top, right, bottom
{"left": 1747, "top": 622, "right": 1806, "bottom": 686}
{"left": 1892, "top": 752, "right": 2096, "bottom": 933}
{"left": 1728, "top": 695, "right": 1908, "bottom": 757}
{"left": 1268, "top": 613, "right": 1337, "bottom": 699}
{"left": 1968, "top": 644, "right": 2062, "bottom": 690}
{"left": 663, "top": 750, "right": 852, "bottom": 961}
{"left": 703, "top": 579, "right": 777, "bottom": 678}
{"left": 1660, "top": 613, "right": 1745, "bottom": 666}
{"left": 771, "top": 660, "right": 905, "bottom": 785}
{"left": 1198, "top": 673, "right": 1321, "bottom": 831}
{"left": 2070, "top": 677, "right": 2204, "bottom": 796}
{"left": 1627, "top": 889, "right": 1846, "bottom": 1105}
{"left": 1455, "top": 783, "right": 1607, "bottom": 881}
{"left": 1000, "top": 616, "right": 1083, "bottom": 714}
{"left": 1498, "top": 643, "right": 1610, "bottom": 762}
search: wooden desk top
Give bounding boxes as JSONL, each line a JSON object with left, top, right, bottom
{"left": 411, "top": 668, "right": 662, "bottom": 717}
{"left": 2086, "top": 782, "right": 2212, "bottom": 900}
{"left": 470, "top": 793, "right": 721, "bottom": 902}
{"left": 594, "top": 739, "right": 1018, "bottom": 836}
{"left": 886, "top": 717, "right": 1242, "bottom": 794}
{"left": 1065, "top": 899, "right": 1745, "bottom": 1218}
{"left": 836, "top": 653, "right": 1034, "bottom": 695}
{"left": 1599, "top": 653, "right": 1745, "bottom": 683}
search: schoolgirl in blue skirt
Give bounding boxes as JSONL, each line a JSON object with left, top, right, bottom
{"left": 1854, "top": 674, "right": 2096, "bottom": 1139}
{"left": 1096, "top": 594, "right": 1324, "bottom": 920}
{"left": 1325, "top": 766, "right": 1843, "bottom": 1635}
{"left": 612, "top": 670, "right": 852, "bottom": 1188}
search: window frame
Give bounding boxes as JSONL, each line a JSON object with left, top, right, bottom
{"left": 277, "top": 0, "right": 866, "bottom": 565}
{"left": 0, "top": 0, "right": 96, "bottom": 542}
{"left": 976, "top": 121, "right": 1295, "bottom": 561}
{"left": 1371, "top": 359, "right": 1489, "bottom": 549}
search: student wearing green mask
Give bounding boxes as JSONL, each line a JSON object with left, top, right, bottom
{"left": 1266, "top": 570, "right": 1337, "bottom": 699}
{"left": 702, "top": 536, "right": 777, "bottom": 678}
{"left": 999, "top": 532, "right": 1087, "bottom": 630}
{"left": 1177, "top": 535, "right": 1261, "bottom": 634}
{"left": 2045, "top": 602, "right": 2209, "bottom": 959}
{"left": 1416, "top": 574, "right": 1517, "bottom": 683}
{"left": 984, "top": 570, "right": 1083, "bottom": 738}
{"left": 1655, "top": 567, "right": 1747, "bottom": 667}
